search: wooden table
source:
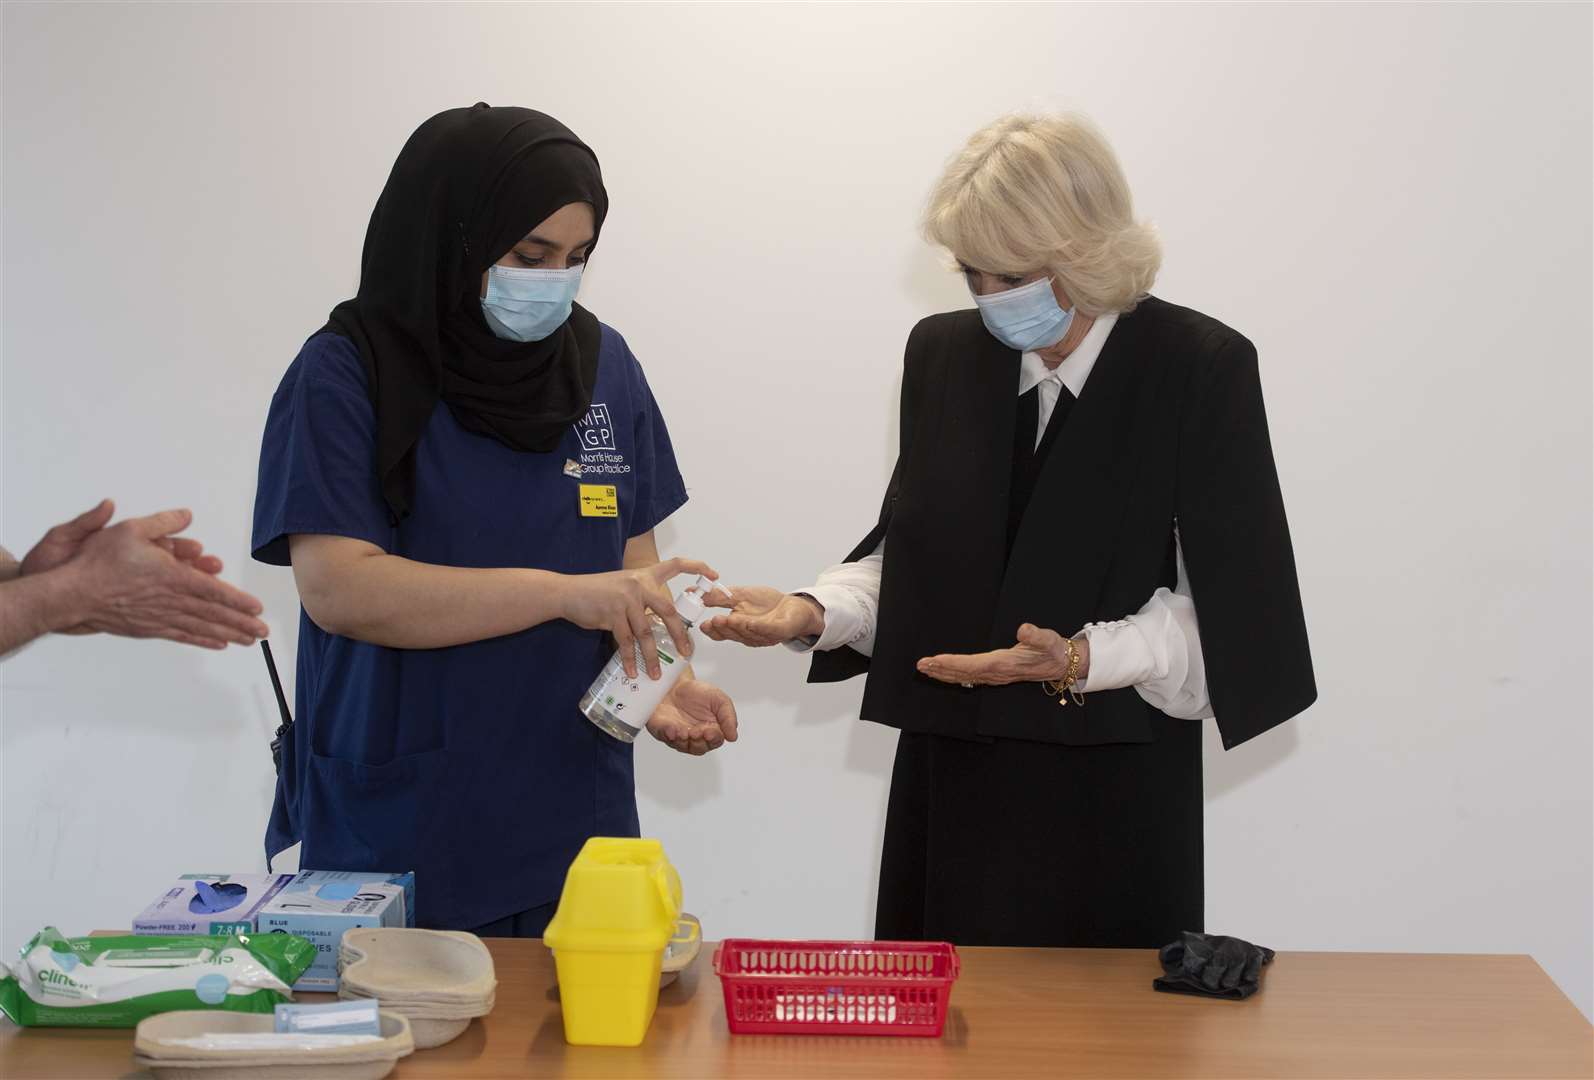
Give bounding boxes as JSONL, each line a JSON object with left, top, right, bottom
{"left": 2, "top": 940, "right": 1589, "bottom": 1078}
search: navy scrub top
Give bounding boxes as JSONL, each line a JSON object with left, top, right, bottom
{"left": 251, "top": 325, "right": 687, "bottom": 930}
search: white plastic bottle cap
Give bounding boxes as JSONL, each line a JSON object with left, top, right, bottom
{"left": 673, "top": 574, "right": 716, "bottom": 625}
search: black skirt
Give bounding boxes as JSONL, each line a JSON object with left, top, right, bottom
{"left": 875, "top": 721, "right": 1206, "bottom": 948}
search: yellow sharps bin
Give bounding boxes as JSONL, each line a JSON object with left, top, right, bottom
{"left": 543, "top": 837, "right": 682, "bottom": 1046}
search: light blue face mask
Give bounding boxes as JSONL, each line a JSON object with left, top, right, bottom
{"left": 480, "top": 264, "right": 584, "bottom": 343}
{"left": 971, "top": 275, "right": 1074, "bottom": 352}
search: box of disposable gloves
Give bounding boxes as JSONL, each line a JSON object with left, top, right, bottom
{"left": 256, "top": 870, "right": 415, "bottom": 990}
{"left": 132, "top": 873, "right": 294, "bottom": 936}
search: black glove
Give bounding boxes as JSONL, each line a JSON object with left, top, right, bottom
{"left": 1153, "top": 931, "right": 1275, "bottom": 1000}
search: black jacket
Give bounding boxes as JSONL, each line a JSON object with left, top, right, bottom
{"left": 810, "top": 296, "right": 1316, "bottom": 748}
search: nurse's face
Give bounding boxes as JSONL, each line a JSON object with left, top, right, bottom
{"left": 958, "top": 261, "right": 1075, "bottom": 310}
{"left": 478, "top": 202, "right": 597, "bottom": 297}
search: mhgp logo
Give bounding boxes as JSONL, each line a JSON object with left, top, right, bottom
{"left": 576, "top": 403, "right": 615, "bottom": 451}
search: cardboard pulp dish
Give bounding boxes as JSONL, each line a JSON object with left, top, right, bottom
{"left": 659, "top": 913, "right": 703, "bottom": 987}
{"left": 336, "top": 977, "right": 495, "bottom": 1007}
{"left": 339, "top": 986, "right": 497, "bottom": 1018}
{"left": 336, "top": 986, "right": 495, "bottom": 1049}
{"left": 337, "top": 928, "right": 496, "bottom": 1048}
{"left": 336, "top": 983, "right": 494, "bottom": 1049}
{"left": 339, "top": 929, "right": 496, "bottom": 999}
{"left": 132, "top": 1009, "right": 413, "bottom": 1080}
{"left": 383, "top": 1015, "right": 466, "bottom": 1050}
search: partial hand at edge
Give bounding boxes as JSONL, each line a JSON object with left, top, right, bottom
{"left": 19, "top": 499, "right": 117, "bottom": 577}
{"left": 24, "top": 498, "right": 228, "bottom": 583}
{"left": 62, "top": 509, "right": 268, "bottom": 650}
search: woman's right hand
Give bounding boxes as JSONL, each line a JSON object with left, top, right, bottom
{"left": 557, "top": 558, "right": 716, "bottom": 679}
{"left": 699, "top": 585, "right": 825, "bottom": 648}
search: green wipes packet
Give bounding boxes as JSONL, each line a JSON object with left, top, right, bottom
{"left": 0, "top": 926, "right": 315, "bottom": 1027}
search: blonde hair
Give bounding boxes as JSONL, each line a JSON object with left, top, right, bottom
{"left": 924, "top": 113, "right": 1162, "bottom": 315}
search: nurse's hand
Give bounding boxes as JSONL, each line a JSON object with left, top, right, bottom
{"left": 557, "top": 558, "right": 717, "bottom": 679}
{"left": 699, "top": 585, "right": 825, "bottom": 647}
{"left": 647, "top": 679, "right": 739, "bottom": 756}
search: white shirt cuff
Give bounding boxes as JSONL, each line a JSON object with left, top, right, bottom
{"left": 809, "top": 583, "right": 870, "bottom": 651}
{"left": 1078, "top": 587, "right": 1212, "bottom": 720}
{"left": 1077, "top": 620, "right": 1156, "bottom": 693}
{"left": 782, "top": 584, "right": 871, "bottom": 654}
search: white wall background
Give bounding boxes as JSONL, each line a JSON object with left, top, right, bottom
{"left": 3, "top": 2, "right": 1590, "bottom": 1019}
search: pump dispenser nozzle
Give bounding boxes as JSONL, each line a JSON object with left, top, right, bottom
{"left": 673, "top": 574, "right": 716, "bottom": 626}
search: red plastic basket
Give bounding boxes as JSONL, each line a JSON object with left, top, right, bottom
{"left": 713, "top": 939, "right": 961, "bottom": 1037}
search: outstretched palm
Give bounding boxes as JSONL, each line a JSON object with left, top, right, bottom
{"left": 916, "top": 623, "right": 1072, "bottom": 686}
{"left": 699, "top": 585, "right": 823, "bottom": 648}
{"left": 647, "top": 679, "right": 739, "bottom": 756}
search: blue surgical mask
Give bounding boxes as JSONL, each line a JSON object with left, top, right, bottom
{"left": 971, "top": 276, "right": 1074, "bottom": 352}
{"left": 480, "top": 264, "right": 584, "bottom": 343}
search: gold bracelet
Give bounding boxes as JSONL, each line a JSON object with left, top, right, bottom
{"left": 1042, "top": 637, "right": 1087, "bottom": 707}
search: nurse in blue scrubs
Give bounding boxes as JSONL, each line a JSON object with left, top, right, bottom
{"left": 251, "top": 104, "right": 737, "bottom": 936}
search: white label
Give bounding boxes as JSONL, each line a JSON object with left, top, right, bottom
{"left": 584, "top": 632, "right": 686, "bottom": 731}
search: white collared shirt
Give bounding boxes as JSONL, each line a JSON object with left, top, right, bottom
{"left": 1018, "top": 310, "right": 1114, "bottom": 443}
{"left": 787, "top": 311, "right": 1213, "bottom": 721}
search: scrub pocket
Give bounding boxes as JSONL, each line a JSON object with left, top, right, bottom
{"left": 303, "top": 749, "right": 451, "bottom": 871}
{"left": 308, "top": 694, "right": 450, "bottom": 763}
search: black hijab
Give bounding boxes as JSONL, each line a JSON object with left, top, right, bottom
{"left": 325, "top": 104, "right": 609, "bottom": 523}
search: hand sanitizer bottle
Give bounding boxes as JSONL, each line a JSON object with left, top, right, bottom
{"left": 580, "top": 575, "right": 714, "bottom": 742}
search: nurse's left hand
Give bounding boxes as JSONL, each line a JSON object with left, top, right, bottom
{"left": 917, "top": 623, "right": 1081, "bottom": 687}
{"left": 647, "top": 679, "right": 739, "bottom": 756}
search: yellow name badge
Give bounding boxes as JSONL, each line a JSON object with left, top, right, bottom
{"left": 578, "top": 484, "right": 619, "bottom": 518}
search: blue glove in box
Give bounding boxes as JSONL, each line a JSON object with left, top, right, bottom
{"left": 132, "top": 873, "right": 294, "bottom": 936}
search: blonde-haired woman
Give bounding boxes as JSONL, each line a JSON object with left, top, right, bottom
{"left": 704, "top": 114, "right": 1315, "bottom": 947}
